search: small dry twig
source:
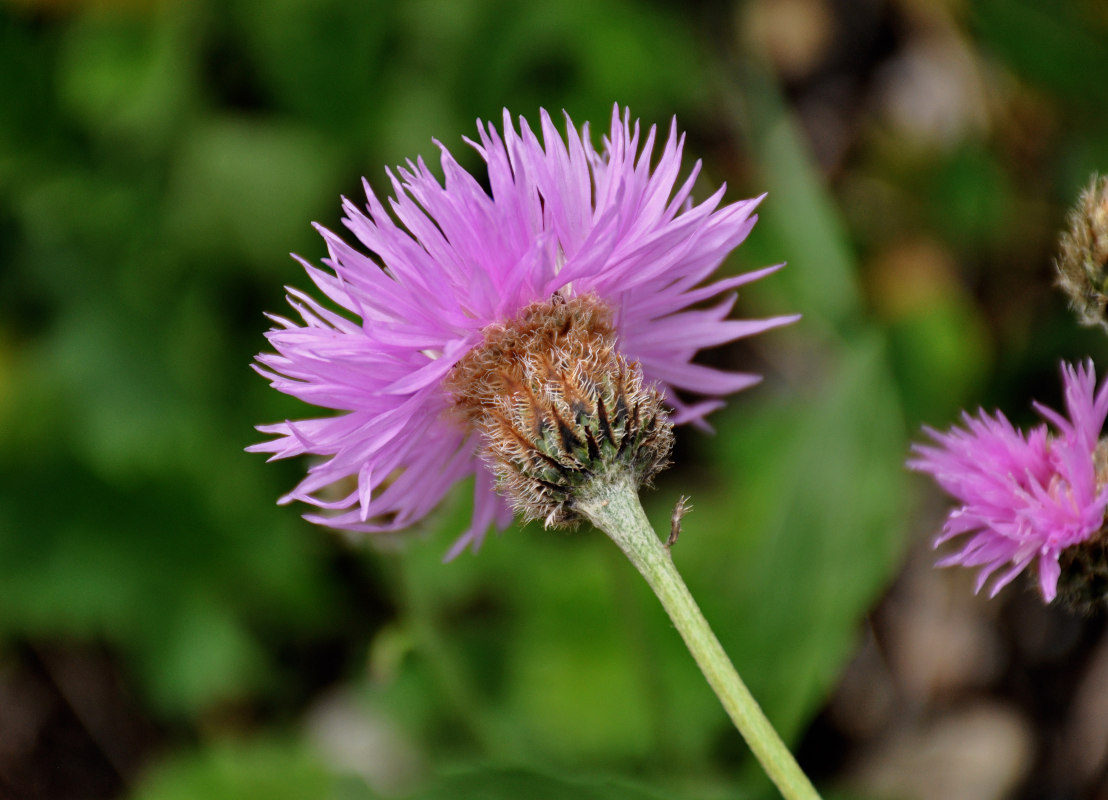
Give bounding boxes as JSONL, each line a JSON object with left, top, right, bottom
{"left": 667, "top": 495, "right": 691, "bottom": 549}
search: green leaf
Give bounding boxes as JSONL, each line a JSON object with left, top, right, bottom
{"left": 55, "top": 4, "right": 196, "bottom": 151}
{"left": 973, "top": 0, "right": 1108, "bottom": 104}
{"left": 132, "top": 738, "right": 372, "bottom": 800}
{"left": 227, "top": 0, "right": 393, "bottom": 135}
{"left": 412, "top": 766, "right": 672, "bottom": 800}
{"left": 676, "top": 58, "right": 911, "bottom": 754}
{"left": 163, "top": 116, "right": 344, "bottom": 271}
{"left": 700, "top": 334, "right": 908, "bottom": 743}
{"left": 735, "top": 61, "right": 862, "bottom": 334}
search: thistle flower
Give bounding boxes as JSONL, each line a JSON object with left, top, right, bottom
{"left": 909, "top": 361, "right": 1108, "bottom": 604}
{"left": 250, "top": 107, "right": 796, "bottom": 557}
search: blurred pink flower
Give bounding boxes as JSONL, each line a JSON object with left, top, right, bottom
{"left": 910, "top": 361, "right": 1108, "bottom": 602}
{"left": 251, "top": 107, "right": 795, "bottom": 556}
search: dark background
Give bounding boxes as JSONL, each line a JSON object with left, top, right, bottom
{"left": 2, "top": 0, "right": 1108, "bottom": 797}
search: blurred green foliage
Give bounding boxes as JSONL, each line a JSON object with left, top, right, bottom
{"left": 2, "top": 0, "right": 1108, "bottom": 797}
{"left": 132, "top": 738, "right": 366, "bottom": 800}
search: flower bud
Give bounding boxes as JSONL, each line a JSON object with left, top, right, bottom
{"left": 447, "top": 295, "right": 674, "bottom": 528}
{"left": 1055, "top": 175, "right": 1108, "bottom": 331}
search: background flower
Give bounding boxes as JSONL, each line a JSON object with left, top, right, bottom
{"left": 910, "top": 361, "right": 1108, "bottom": 602}
{"left": 250, "top": 108, "right": 795, "bottom": 555}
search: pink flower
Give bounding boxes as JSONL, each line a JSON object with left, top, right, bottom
{"left": 251, "top": 107, "right": 796, "bottom": 556}
{"left": 909, "top": 361, "right": 1108, "bottom": 602}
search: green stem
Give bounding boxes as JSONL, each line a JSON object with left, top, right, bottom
{"left": 577, "top": 477, "right": 821, "bottom": 800}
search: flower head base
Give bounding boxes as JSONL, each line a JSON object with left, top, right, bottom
{"left": 1056, "top": 174, "right": 1108, "bottom": 331}
{"left": 909, "top": 361, "right": 1108, "bottom": 604}
{"left": 448, "top": 294, "right": 673, "bottom": 528}
{"left": 1055, "top": 508, "right": 1108, "bottom": 613}
{"left": 250, "top": 106, "right": 796, "bottom": 557}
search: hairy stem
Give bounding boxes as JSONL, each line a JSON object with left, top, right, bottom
{"left": 577, "top": 477, "right": 821, "bottom": 800}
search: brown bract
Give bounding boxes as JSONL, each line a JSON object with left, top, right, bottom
{"left": 1056, "top": 175, "right": 1108, "bottom": 331}
{"left": 446, "top": 294, "right": 674, "bottom": 528}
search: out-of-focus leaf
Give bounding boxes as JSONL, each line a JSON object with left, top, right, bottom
{"left": 925, "top": 145, "right": 1014, "bottom": 252}
{"left": 0, "top": 452, "right": 332, "bottom": 714}
{"left": 973, "top": 0, "right": 1108, "bottom": 103}
{"left": 697, "top": 334, "right": 907, "bottom": 743}
{"left": 699, "top": 57, "right": 910, "bottom": 753}
{"left": 0, "top": 11, "right": 62, "bottom": 152}
{"left": 498, "top": 540, "right": 654, "bottom": 759}
{"left": 866, "top": 238, "right": 991, "bottom": 422}
{"left": 734, "top": 62, "right": 862, "bottom": 336}
{"left": 227, "top": 0, "right": 392, "bottom": 137}
{"left": 130, "top": 595, "right": 265, "bottom": 714}
{"left": 410, "top": 766, "right": 672, "bottom": 800}
{"left": 132, "top": 738, "right": 372, "bottom": 800}
{"left": 56, "top": 4, "right": 196, "bottom": 151}
{"left": 886, "top": 301, "right": 990, "bottom": 423}
{"left": 379, "top": 494, "right": 727, "bottom": 769}
{"left": 464, "top": 0, "right": 707, "bottom": 120}
{"left": 164, "top": 116, "right": 344, "bottom": 271}
{"left": 385, "top": 508, "right": 659, "bottom": 763}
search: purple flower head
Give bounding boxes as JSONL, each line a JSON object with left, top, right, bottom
{"left": 909, "top": 361, "right": 1108, "bottom": 602}
{"left": 250, "top": 107, "right": 797, "bottom": 557}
